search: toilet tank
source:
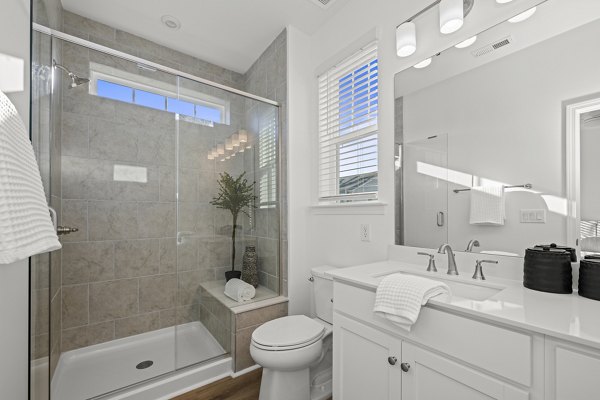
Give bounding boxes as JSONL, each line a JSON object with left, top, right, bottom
{"left": 311, "top": 265, "right": 339, "bottom": 324}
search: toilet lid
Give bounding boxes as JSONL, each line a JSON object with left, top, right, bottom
{"left": 252, "top": 315, "right": 325, "bottom": 349}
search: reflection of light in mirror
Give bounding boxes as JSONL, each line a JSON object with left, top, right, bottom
{"left": 414, "top": 58, "right": 432, "bottom": 69}
{"left": 569, "top": 316, "right": 581, "bottom": 336}
{"left": 541, "top": 194, "right": 568, "bottom": 216}
{"left": 416, "top": 162, "right": 473, "bottom": 187}
{"left": 455, "top": 36, "right": 478, "bottom": 49}
{"left": 508, "top": 7, "right": 537, "bottom": 23}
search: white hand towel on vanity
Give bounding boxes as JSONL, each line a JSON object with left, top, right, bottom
{"left": 374, "top": 274, "right": 450, "bottom": 331}
{"left": 0, "top": 90, "right": 61, "bottom": 264}
{"left": 469, "top": 185, "right": 506, "bottom": 226}
{"left": 224, "top": 278, "right": 256, "bottom": 302}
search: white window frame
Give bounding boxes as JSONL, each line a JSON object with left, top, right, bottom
{"left": 88, "top": 62, "right": 230, "bottom": 125}
{"left": 317, "top": 41, "right": 379, "bottom": 204}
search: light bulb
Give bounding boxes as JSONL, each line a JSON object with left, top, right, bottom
{"left": 396, "top": 22, "right": 417, "bottom": 57}
{"left": 455, "top": 36, "right": 477, "bottom": 49}
{"left": 440, "top": 0, "right": 464, "bottom": 34}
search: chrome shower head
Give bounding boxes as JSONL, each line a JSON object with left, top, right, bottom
{"left": 53, "top": 60, "right": 89, "bottom": 89}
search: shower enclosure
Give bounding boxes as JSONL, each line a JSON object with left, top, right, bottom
{"left": 30, "top": 27, "right": 280, "bottom": 400}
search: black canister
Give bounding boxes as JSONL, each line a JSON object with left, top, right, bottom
{"left": 579, "top": 257, "right": 600, "bottom": 301}
{"left": 524, "top": 244, "right": 573, "bottom": 294}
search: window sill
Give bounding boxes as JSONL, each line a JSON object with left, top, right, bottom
{"left": 310, "top": 201, "right": 387, "bottom": 215}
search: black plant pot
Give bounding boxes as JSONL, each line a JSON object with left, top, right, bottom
{"left": 225, "top": 270, "right": 242, "bottom": 282}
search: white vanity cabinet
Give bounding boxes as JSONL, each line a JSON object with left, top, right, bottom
{"left": 334, "top": 313, "right": 402, "bottom": 400}
{"left": 545, "top": 339, "right": 600, "bottom": 400}
{"left": 333, "top": 281, "right": 542, "bottom": 400}
{"left": 402, "top": 342, "right": 529, "bottom": 400}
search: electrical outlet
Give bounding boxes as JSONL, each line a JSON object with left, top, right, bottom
{"left": 360, "top": 224, "right": 371, "bottom": 242}
{"left": 520, "top": 209, "right": 546, "bottom": 223}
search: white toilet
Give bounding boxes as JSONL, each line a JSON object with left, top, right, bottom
{"left": 250, "top": 265, "right": 336, "bottom": 400}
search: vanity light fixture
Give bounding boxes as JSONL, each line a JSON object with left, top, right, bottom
{"left": 396, "top": 22, "right": 417, "bottom": 57}
{"left": 225, "top": 138, "right": 233, "bottom": 151}
{"left": 508, "top": 7, "right": 536, "bottom": 23}
{"left": 455, "top": 35, "right": 477, "bottom": 49}
{"left": 439, "top": 0, "right": 464, "bottom": 34}
{"left": 217, "top": 144, "right": 225, "bottom": 155}
{"left": 495, "top": 0, "right": 513, "bottom": 3}
{"left": 414, "top": 58, "right": 433, "bottom": 69}
{"left": 396, "top": 0, "right": 474, "bottom": 58}
{"left": 232, "top": 133, "right": 240, "bottom": 147}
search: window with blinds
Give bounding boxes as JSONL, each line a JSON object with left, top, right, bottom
{"left": 318, "top": 42, "right": 378, "bottom": 203}
{"left": 258, "top": 106, "right": 278, "bottom": 208}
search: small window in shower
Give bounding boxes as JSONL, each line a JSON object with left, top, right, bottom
{"left": 89, "top": 62, "right": 229, "bottom": 125}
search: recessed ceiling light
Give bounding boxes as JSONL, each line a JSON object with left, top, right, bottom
{"left": 161, "top": 15, "right": 181, "bottom": 30}
{"left": 414, "top": 58, "right": 432, "bottom": 69}
{"left": 455, "top": 35, "right": 477, "bottom": 49}
{"left": 508, "top": 7, "right": 536, "bottom": 23}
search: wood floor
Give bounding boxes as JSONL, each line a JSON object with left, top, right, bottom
{"left": 172, "top": 368, "right": 332, "bottom": 400}
{"left": 173, "top": 369, "right": 262, "bottom": 400}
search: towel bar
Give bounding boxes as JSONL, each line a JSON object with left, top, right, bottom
{"left": 453, "top": 183, "right": 532, "bottom": 194}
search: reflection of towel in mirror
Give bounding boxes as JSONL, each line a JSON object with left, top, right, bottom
{"left": 581, "top": 237, "right": 600, "bottom": 253}
{"left": 0, "top": 90, "right": 61, "bottom": 264}
{"left": 469, "top": 186, "right": 505, "bottom": 226}
{"left": 224, "top": 278, "right": 256, "bottom": 302}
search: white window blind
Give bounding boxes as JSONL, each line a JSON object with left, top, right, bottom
{"left": 318, "top": 42, "right": 379, "bottom": 202}
{"left": 258, "top": 106, "right": 278, "bottom": 208}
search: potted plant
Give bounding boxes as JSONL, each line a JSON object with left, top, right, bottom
{"left": 210, "top": 172, "right": 256, "bottom": 281}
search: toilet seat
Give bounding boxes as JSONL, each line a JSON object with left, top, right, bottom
{"left": 252, "top": 315, "right": 326, "bottom": 351}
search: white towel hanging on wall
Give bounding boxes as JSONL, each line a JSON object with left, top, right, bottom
{"left": 0, "top": 90, "right": 61, "bottom": 264}
{"left": 469, "top": 185, "right": 506, "bottom": 226}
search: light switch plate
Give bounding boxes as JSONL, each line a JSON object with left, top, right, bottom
{"left": 520, "top": 209, "right": 546, "bottom": 223}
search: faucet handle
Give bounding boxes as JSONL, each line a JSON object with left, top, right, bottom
{"left": 417, "top": 252, "right": 437, "bottom": 272}
{"left": 472, "top": 260, "right": 498, "bottom": 280}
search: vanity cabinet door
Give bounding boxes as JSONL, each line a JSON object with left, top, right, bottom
{"left": 401, "top": 342, "right": 529, "bottom": 400}
{"left": 333, "top": 313, "right": 402, "bottom": 400}
{"left": 545, "top": 339, "right": 600, "bottom": 400}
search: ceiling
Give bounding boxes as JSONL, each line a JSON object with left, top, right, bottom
{"left": 61, "top": 0, "right": 348, "bottom": 74}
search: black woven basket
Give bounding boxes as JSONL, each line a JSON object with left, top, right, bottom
{"left": 579, "top": 257, "right": 600, "bottom": 301}
{"left": 523, "top": 244, "right": 573, "bottom": 294}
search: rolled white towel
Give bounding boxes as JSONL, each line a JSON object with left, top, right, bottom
{"left": 374, "top": 274, "right": 450, "bottom": 331}
{"left": 224, "top": 278, "right": 256, "bottom": 302}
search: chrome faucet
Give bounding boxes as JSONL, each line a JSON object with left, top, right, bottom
{"left": 438, "top": 244, "right": 459, "bottom": 275}
{"left": 465, "top": 239, "right": 480, "bottom": 252}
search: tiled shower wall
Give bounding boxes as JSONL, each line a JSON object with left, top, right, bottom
{"left": 57, "top": 12, "right": 252, "bottom": 353}
{"left": 243, "top": 29, "right": 288, "bottom": 294}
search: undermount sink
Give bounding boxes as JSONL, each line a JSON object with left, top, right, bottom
{"left": 374, "top": 270, "right": 505, "bottom": 302}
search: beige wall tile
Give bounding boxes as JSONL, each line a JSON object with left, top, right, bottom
{"left": 235, "top": 302, "right": 288, "bottom": 330}
{"left": 62, "top": 241, "right": 114, "bottom": 285}
{"left": 115, "top": 312, "right": 160, "bottom": 339}
{"left": 62, "top": 284, "right": 89, "bottom": 328}
{"left": 139, "top": 274, "right": 176, "bottom": 312}
{"left": 89, "top": 279, "right": 138, "bottom": 322}
{"left": 114, "top": 239, "right": 159, "bottom": 278}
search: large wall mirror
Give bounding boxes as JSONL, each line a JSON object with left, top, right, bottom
{"left": 394, "top": 0, "right": 600, "bottom": 257}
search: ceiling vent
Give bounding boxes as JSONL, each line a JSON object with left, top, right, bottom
{"left": 471, "top": 36, "right": 513, "bottom": 58}
{"left": 309, "top": 0, "right": 337, "bottom": 9}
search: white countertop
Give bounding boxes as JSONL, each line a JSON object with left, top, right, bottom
{"left": 330, "top": 259, "right": 600, "bottom": 350}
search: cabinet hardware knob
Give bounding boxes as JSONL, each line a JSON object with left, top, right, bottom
{"left": 308, "top": 277, "right": 314, "bottom": 282}
{"left": 388, "top": 356, "right": 397, "bottom": 365}
{"left": 401, "top": 362, "right": 411, "bottom": 372}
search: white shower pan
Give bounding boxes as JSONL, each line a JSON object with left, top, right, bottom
{"left": 52, "top": 321, "right": 229, "bottom": 400}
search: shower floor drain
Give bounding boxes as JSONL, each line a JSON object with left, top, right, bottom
{"left": 136, "top": 360, "right": 154, "bottom": 370}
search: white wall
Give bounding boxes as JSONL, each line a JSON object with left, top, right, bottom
{"left": 0, "top": 0, "right": 31, "bottom": 398}
{"left": 581, "top": 123, "right": 600, "bottom": 221}
{"left": 286, "top": 0, "right": 545, "bottom": 313}
{"left": 402, "top": 19, "right": 600, "bottom": 255}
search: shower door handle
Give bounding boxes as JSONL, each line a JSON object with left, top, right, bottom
{"left": 437, "top": 212, "right": 445, "bottom": 227}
